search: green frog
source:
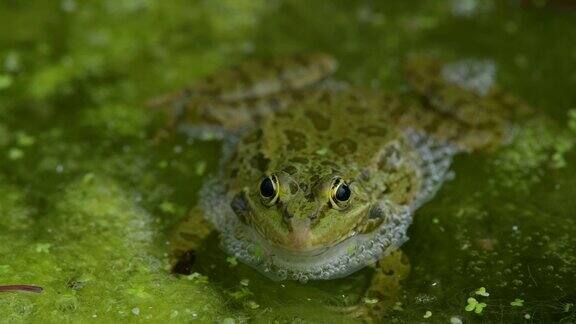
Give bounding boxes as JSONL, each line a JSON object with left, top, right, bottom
{"left": 157, "top": 53, "right": 530, "bottom": 320}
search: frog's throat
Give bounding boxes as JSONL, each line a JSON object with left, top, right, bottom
{"left": 201, "top": 177, "right": 413, "bottom": 282}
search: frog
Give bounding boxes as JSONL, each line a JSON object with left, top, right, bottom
{"left": 156, "top": 53, "right": 531, "bottom": 321}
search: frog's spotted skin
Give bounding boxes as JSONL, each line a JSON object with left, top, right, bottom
{"left": 151, "top": 53, "right": 337, "bottom": 134}
{"left": 163, "top": 54, "right": 527, "bottom": 283}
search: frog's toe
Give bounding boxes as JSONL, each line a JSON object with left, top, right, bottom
{"left": 171, "top": 249, "right": 197, "bottom": 275}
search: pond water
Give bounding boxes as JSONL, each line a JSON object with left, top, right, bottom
{"left": 1, "top": 0, "right": 575, "bottom": 322}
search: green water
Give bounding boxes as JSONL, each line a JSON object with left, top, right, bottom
{"left": 1, "top": 0, "right": 575, "bottom": 322}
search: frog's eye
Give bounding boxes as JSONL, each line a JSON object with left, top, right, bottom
{"left": 260, "top": 174, "right": 279, "bottom": 206}
{"left": 330, "top": 178, "right": 351, "bottom": 210}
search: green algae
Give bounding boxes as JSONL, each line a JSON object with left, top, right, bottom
{"left": 1, "top": 0, "right": 576, "bottom": 323}
{"left": 0, "top": 74, "right": 13, "bottom": 90}
{"left": 1, "top": 175, "right": 227, "bottom": 322}
{"left": 569, "top": 110, "right": 576, "bottom": 134}
{"left": 0, "top": 179, "right": 34, "bottom": 232}
{"left": 81, "top": 104, "right": 151, "bottom": 138}
{"left": 488, "top": 117, "right": 575, "bottom": 193}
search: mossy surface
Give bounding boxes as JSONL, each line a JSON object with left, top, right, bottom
{"left": 1, "top": 0, "right": 576, "bottom": 323}
{"left": 0, "top": 175, "right": 227, "bottom": 322}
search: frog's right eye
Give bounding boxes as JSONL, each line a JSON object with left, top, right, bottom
{"left": 259, "top": 174, "right": 279, "bottom": 206}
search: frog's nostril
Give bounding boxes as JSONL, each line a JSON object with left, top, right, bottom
{"left": 281, "top": 205, "right": 294, "bottom": 220}
{"left": 308, "top": 211, "right": 319, "bottom": 222}
{"left": 281, "top": 206, "right": 295, "bottom": 231}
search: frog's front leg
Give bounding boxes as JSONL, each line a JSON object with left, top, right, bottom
{"left": 339, "top": 250, "right": 411, "bottom": 322}
{"left": 169, "top": 206, "right": 214, "bottom": 275}
{"left": 150, "top": 53, "right": 337, "bottom": 135}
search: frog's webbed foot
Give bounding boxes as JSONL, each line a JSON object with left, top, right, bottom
{"left": 148, "top": 53, "right": 338, "bottom": 137}
{"left": 403, "top": 55, "right": 533, "bottom": 152}
{"left": 334, "top": 250, "right": 410, "bottom": 323}
{"left": 169, "top": 206, "right": 214, "bottom": 275}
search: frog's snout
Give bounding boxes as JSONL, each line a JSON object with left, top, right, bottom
{"left": 286, "top": 217, "right": 312, "bottom": 250}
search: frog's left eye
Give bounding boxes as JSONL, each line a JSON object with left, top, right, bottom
{"left": 260, "top": 174, "right": 279, "bottom": 206}
{"left": 330, "top": 178, "right": 351, "bottom": 210}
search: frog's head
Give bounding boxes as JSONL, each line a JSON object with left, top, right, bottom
{"left": 231, "top": 170, "right": 386, "bottom": 253}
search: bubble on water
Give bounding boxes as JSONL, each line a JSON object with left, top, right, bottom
{"left": 450, "top": 316, "right": 463, "bottom": 324}
{"left": 277, "top": 269, "right": 288, "bottom": 281}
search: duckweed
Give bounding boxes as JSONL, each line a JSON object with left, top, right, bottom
{"left": 511, "top": 298, "right": 524, "bottom": 307}
{"left": 465, "top": 298, "right": 487, "bottom": 314}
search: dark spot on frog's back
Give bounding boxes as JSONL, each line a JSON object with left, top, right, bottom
{"left": 282, "top": 165, "right": 298, "bottom": 175}
{"left": 309, "top": 174, "right": 320, "bottom": 184}
{"left": 289, "top": 157, "right": 309, "bottom": 165}
{"left": 347, "top": 106, "right": 368, "bottom": 115}
{"left": 330, "top": 138, "right": 358, "bottom": 155}
{"left": 305, "top": 191, "right": 315, "bottom": 202}
{"left": 320, "top": 159, "right": 339, "bottom": 170}
{"left": 305, "top": 111, "right": 331, "bottom": 131}
{"left": 284, "top": 130, "right": 307, "bottom": 151}
{"left": 244, "top": 129, "right": 263, "bottom": 144}
{"left": 358, "top": 125, "right": 388, "bottom": 137}
{"left": 250, "top": 153, "right": 270, "bottom": 172}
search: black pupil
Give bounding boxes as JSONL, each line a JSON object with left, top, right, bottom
{"left": 335, "top": 183, "right": 351, "bottom": 201}
{"left": 260, "top": 177, "right": 276, "bottom": 198}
